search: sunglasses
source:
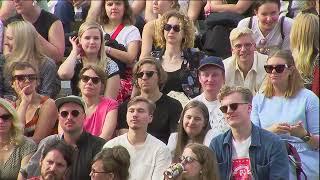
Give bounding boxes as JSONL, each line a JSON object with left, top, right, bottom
{"left": 136, "top": 71, "right": 157, "bottom": 79}
{"left": 164, "top": 24, "right": 180, "bottom": 32}
{"left": 179, "top": 156, "right": 198, "bottom": 164}
{"left": 219, "top": 103, "right": 248, "bottom": 113}
{"left": 0, "top": 114, "right": 12, "bottom": 122}
{"left": 234, "top": 43, "right": 253, "bottom": 50}
{"left": 264, "top": 64, "right": 289, "bottom": 74}
{"left": 13, "top": 74, "right": 37, "bottom": 82}
{"left": 60, "top": 110, "right": 81, "bottom": 118}
{"left": 81, "top": 75, "right": 101, "bottom": 84}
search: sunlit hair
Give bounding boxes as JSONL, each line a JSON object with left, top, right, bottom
{"left": 262, "top": 50, "right": 304, "bottom": 98}
{"left": 9, "top": 61, "right": 39, "bottom": 82}
{"left": 127, "top": 96, "right": 156, "bottom": 115}
{"left": 4, "top": 21, "right": 45, "bottom": 75}
{"left": 217, "top": 85, "right": 253, "bottom": 103}
{"left": 174, "top": 100, "right": 210, "bottom": 162}
{"left": 229, "top": 27, "right": 255, "bottom": 47}
{"left": 132, "top": 57, "right": 168, "bottom": 90}
{"left": 100, "top": 0, "right": 133, "bottom": 25}
{"left": 0, "top": 98, "right": 23, "bottom": 145}
{"left": 155, "top": 10, "right": 194, "bottom": 49}
{"left": 253, "top": 0, "right": 281, "bottom": 11}
{"left": 185, "top": 143, "right": 220, "bottom": 180}
{"left": 290, "top": 13, "right": 319, "bottom": 78}
{"left": 78, "top": 21, "right": 108, "bottom": 71}
{"left": 92, "top": 145, "right": 130, "bottom": 180}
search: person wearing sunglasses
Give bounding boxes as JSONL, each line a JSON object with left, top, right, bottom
{"left": 210, "top": 85, "right": 289, "bottom": 179}
{"left": 22, "top": 95, "right": 106, "bottom": 180}
{"left": 10, "top": 61, "right": 58, "bottom": 144}
{"left": 90, "top": 145, "right": 130, "bottom": 180}
{"left": 0, "top": 98, "right": 37, "bottom": 180}
{"left": 251, "top": 50, "right": 319, "bottom": 179}
{"left": 79, "top": 65, "right": 118, "bottom": 141}
{"left": 223, "top": 27, "right": 268, "bottom": 94}
{"left": 117, "top": 58, "right": 182, "bottom": 144}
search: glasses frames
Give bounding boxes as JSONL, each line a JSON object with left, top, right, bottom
{"left": 233, "top": 43, "right": 253, "bottom": 50}
{"left": 0, "top": 114, "right": 12, "bottom": 122}
{"left": 264, "top": 64, "right": 289, "bottom": 74}
{"left": 164, "top": 24, "right": 181, "bottom": 32}
{"left": 60, "top": 110, "right": 81, "bottom": 118}
{"left": 219, "top": 103, "right": 248, "bottom": 113}
{"left": 179, "top": 156, "right": 199, "bottom": 164}
{"left": 136, "top": 71, "right": 157, "bottom": 79}
{"left": 13, "top": 74, "right": 37, "bottom": 82}
{"left": 81, "top": 75, "right": 101, "bottom": 84}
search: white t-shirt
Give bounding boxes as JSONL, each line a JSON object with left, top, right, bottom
{"left": 103, "top": 25, "right": 141, "bottom": 49}
{"left": 103, "top": 133, "right": 171, "bottom": 180}
{"left": 192, "top": 93, "right": 230, "bottom": 135}
{"left": 231, "top": 136, "right": 254, "bottom": 180}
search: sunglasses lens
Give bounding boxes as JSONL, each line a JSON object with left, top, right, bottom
{"left": 164, "top": 24, "right": 171, "bottom": 31}
{"left": 219, "top": 106, "right": 227, "bottom": 113}
{"left": 173, "top": 25, "right": 180, "bottom": 32}
{"left": 275, "top": 65, "right": 285, "bottom": 73}
{"left": 71, "top": 110, "right": 80, "bottom": 117}
{"left": 264, "top": 65, "right": 273, "bottom": 73}
{"left": 60, "top": 111, "right": 69, "bottom": 118}
{"left": 0, "top": 114, "right": 12, "bottom": 121}
{"left": 145, "top": 71, "right": 154, "bottom": 78}
{"left": 229, "top": 103, "right": 239, "bottom": 111}
{"left": 81, "top": 76, "right": 90, "bottom": 83}
{"left": 136, "top": 72, "right": 144, "bottom": 78}
{"left": 91, "top": 77, "right": 100, "bottom": 84}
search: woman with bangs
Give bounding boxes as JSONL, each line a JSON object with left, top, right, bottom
{"left": 58, "top": 21, "right": 121, "bottom": 99}
{"left": 0, "top": 98, "right": 37, "bottom": 180}
{"left": 78, "top": 65, "right": 118, "bottom": 141}
{"left": 86, "top": 0, "right": 141, "bottom": 103}
{"left": 251, "top": 50, "right": 319, "bottom": 179}
{"left": 290, "top": 13, "right": 319, "bottom": 96}
{"left": 3, "top": 20, "right": 60, "bottom": 99}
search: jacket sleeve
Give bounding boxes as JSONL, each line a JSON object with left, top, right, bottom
{"left": 268, "top": 139, "right": 289, "bottom": 179}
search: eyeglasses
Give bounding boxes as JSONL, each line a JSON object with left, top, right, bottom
{"left": 0, "top": 114, "right": 12, "bottom": 122}
{"left": 136, "top": 71, "right": 157, "bottom": 79}
{"left": 81, "top": 75, "right": 101, "bottom": 84}
{"left": 90, "top": 169, "right": 110, "bottom": 175}
{"left": 264, "top": 64, "right": 289, "bottom": 74}
{"left": 219, "top": 103, "right": 248, "bottom": 113}
{"left": 179, "top": 156, "right": 198, "bottom": 164}
{"left": 60, "top": 110, "right": 81, "bottom": 118}
{"left": 233, "top": 43, "right": 253, "bottom": 50}
{"left": 164, "top": 24, "right": 181, "bottom": 32}
{"left": 13, "top": 74, "right": 37, "bottom": 82}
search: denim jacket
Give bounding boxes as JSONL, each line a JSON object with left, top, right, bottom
{"left": 209, "top": 123, "right": 289, "bottom": 180}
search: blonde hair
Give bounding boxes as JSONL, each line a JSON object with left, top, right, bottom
{"left": 78, "top": 21, "right": 108, "bottom": 71}
{"left": 263, "top": 50, "right": 304, "bottom": 98}
{"left": 217, "top": 85, "right": 253, "bottom": 103}
{"left": 0, "top": 98, "right": 23, "bottom": 145}
{"left": 290, "top": 13, "right": 319, "bottom": 78}
{"left": 229, "top": 27, "right": 254, "bottom": 47}
{"left": 155, "top": 10, "right": 194, "bottom": 49}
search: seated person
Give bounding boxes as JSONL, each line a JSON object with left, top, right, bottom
{"left": 90, "top": 145, "right": 130, "bottom": 180}
{"left": 224, "top": 27, "right": 268, "bottom": 94}
{"left": 210, "top": 85, "right": 289, "bottom": 179}
{"left": 204, "top": 0, "right": 254, "bottom": 17}
{"left": 0, "top": 98, "right": 37, "bottom": 180}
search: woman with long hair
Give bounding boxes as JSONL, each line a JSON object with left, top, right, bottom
{"left": 251, "top": 50, "right": 319, "bottom": 179}
{"left": 58, "top": 21, "right": 121, "bottom": 99}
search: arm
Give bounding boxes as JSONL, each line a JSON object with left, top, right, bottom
{"left": 86, "top": 0, "right": 103, "bottom": 22}
{"left": 268, "top": 139, "right": 289, "bottom": 179}
{"left": 107, "top": 40, "right": 141, "bottom": 65}
{"left": 210, "top": 0, "right": 253, "bottom": 14}
{"left": 18, "top": 154, "right": 34, "bottom": 180}
{"left": 152, "top": 147, "right": 172, "bottom": 180}
{"left": 188, "top": 0, "right": 206, "bottom": 21}
{"left": 100, "top": 108, "right": 118, "bottom": 140}
{"left": 38, "top": 20, "right": 65, "bottom": 63}
{"left": 104, "top": 75, "right": 120, "bottom": 99}
{"left": 140, "top": 21, "right": 155, "bottom": 59}
{"left": 38, "top": 60, "right": 60, "bottom": 98}
{"left": 131, "top": 0, "right": 146, "bottom": 17}
{"left": 145, "top": 0, "right": 157, "bottom": 22}
{"left": 32, "top": 98, "right": 58, "bottom": 144}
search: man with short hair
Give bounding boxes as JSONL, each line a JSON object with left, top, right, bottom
{"left": 105, "top": 96, "right": 171, "bottom": 180}
{"left": 27, "top": 141, "right": 73, "bottom": 180}
{"left": 192, "top": 56, "right": 229, "bottom": 136}
{"left": 23, "top": 95, "right": 106, "bottom": 180}
{"left": 224, "top": 27, "right": 268, "bottom": 94}
{"left": 210, "top": 85, "right": 289, "bottom": 179}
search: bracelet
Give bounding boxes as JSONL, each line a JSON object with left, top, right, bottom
{"left": 107, "top": 47, "right": 111, "bottom": 54}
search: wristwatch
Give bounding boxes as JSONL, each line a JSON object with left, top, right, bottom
{"left": 300, "top": 131, "right": 311, "bottom": 142}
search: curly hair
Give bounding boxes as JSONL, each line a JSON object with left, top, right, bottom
{"left": 100, "top": 0, "right": 133, "bottom": 26}
{"left": 154, "top": 10, "right": 194, "bottom": 49}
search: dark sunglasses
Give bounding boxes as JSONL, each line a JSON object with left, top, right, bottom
{"left": 13, "top": 74, "right": 37, "bottom": 82}
{"left": 219, "top": 103, "right": 248, "bottom": 113}
{"left": 264, "top": 64, "right": 289, "bottom": 74}
{"left": 81, "top": 75, "right": 101, "bottom": 84}
{"left": 60, "top": 110, "right": 81, "bottom": 118}
{"left": 136, "top": 71, "right": 157, "bottom": 79}
{"left": 0, "top": 114, "right": 12, "bottom": 122}
{"left": 164, "top": 24, "right": 180, "bottom": 32}
{"left": 179, "top": 156, "right": 198, "bottom": 164}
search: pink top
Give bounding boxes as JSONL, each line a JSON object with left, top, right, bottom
{"left": 84, "top": 97, "right": 118, "bottom": 136}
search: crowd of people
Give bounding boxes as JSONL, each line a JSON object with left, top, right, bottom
{"left": 0, "top": 0, "right": 319, "bottom": 180}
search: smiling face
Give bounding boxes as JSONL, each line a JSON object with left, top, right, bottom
{"left": 255, "top": 2, "right": 280, "bottom": 33}
{"left": 105, "top": 0, "right": 125, "bottom": 22}
{"left": 231, "top": 35, "right": 256, "bottom": 63}
{"left": 79, "top": 28, "right": 102, "bottom": 56}
{"left": 164, "top": 16, "right": 184, "bottom": 46}
{"left": 11, "top": 67, "right": 37, "bottom": 96}
{"left": 198, "top": 66, "right": 225, "bottom": 96}
{"left": 182, "top": 107, "right": 206, "bottom": 138}
{"left": 4, "top": 26, "right": 14, "bottom": 54}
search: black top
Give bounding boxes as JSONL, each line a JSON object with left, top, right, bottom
{"left": 162, "top": 68, "right": 185, "bottom": 94}
{"left": 117, "top": 94, "right": 183, "bottom": 144}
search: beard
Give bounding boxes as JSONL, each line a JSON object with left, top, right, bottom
{"left": 41, "top": 171, "right": 63, "bottom": 180}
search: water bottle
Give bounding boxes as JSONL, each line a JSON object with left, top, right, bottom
{"left": 74, "top": 7, "right": 83, "bottom": 22}
{"left": 163, "top": 163, "right": 184, "bottom": 179}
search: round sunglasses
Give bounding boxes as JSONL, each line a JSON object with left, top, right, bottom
{"left": 264, "top": 64, "right": 289, "bottom": 74}
{"left": 60, "top": 110, "right": 81, "bottom": 118}
{"left": 164, "top": 24, "right": 181, "bottom": 32}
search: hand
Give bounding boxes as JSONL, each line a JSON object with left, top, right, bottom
{"left": 289, "top": 121, "right": 308, "bottom": 138}
{"left": 204, "top": 1, "right": 212, "bottom": 16}
{"left": 267, "top": 123, "right": 291, "bottom": 134}
{"left": 20, "top": 85, "right": 33, "bottom": 105}
{"left": 69, "top": 36, "right": 82, "bottom": 55}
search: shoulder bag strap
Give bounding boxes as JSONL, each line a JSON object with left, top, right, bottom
{"left": 111, "top": 23, "right": 125, "bottom": 40}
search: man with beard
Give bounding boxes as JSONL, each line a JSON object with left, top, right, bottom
{"left": 27, "top": 141, "right": 73, "bottom": 180}
{"left": 21, "top": 95, "right": 106, "bottom": 180}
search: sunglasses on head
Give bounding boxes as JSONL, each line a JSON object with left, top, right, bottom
{"left": 164, "top": 24, "right": 181, "bottom": 32}
{"left": 136, "top": 71, "right": 157, "bottom": 79}
{"left": 219, "top": 103, "right": 248, "bottom": 113}
{"left": 0, "top": 114, "right": 12, "bottom": 122}
{"left": 60, "top": 110, "right": 81, "bottom": 118}
{"left": 264, "top": 64, "right": 289, "bottom": 74}
{"left": 81, "top": 75, "right": 101, "bottom": 84}
{"left": 13, "top": 74, "right": 37, "bottom": 82}
{"left": 179, "top": 156, "right": 198, "bottom": 164}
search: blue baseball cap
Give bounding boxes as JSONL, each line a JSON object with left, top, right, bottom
{"left": 198, "top": 56, "right": 225, "bottom": 71}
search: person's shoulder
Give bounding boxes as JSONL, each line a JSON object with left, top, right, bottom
{"left": 86, "top": 132, "right": 106, "bottom": 143}
{"left": 103, "top": 134, "right": 127, "bottom": 148}
{"left": 160, "top": 94, "right": 182, "bottom": 106}
{"left": 223, "top": 55, "right": 235, "bottom": 68}
{"left": 21, "top": 136, "right": 37, "bottom": 148}
{"left": 147, "top": 134, "right": 168, "bottom": 149}
{"left": 237, "top": 16, "right": 251, "bottom": 27}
